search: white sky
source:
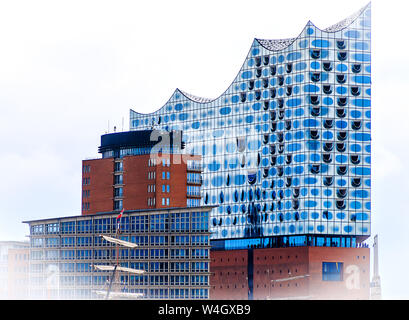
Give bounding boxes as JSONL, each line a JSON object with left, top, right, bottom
{"left": 0, "top": 0, "right": 407, "bottom": 299}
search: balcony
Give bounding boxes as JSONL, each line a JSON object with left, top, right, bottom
{"left": 187, "top": 163, "right": 203, "bottom": 172}
{"left": 187, "top": 192, "right": 202, "bottom": 198}
{"left": 187, "top": 177, "right": 202, "bottom": 185}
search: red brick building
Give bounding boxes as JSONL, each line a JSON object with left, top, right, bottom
{"left": 81, "top": 130, "right": 202, "bottom": 215}
{"left": 210, "top": 246, "right": 370, "bottom": 300}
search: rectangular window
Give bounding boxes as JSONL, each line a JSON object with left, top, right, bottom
{"left": 114, "top": 161, "right": 123, "bottom": 172}
{"left": 114, "top": 187, "right": 123, "bottom": 197}
{"left": 322, "top": 262, "right": 344, "bottom": 281}
{"left": 114, "top": 200, "right": 123, "bottom": 210}
{"left": 114, "top": 174, "right": 123, "bottom": 184}
{"left": 150, "top": 214, "right": 169, "bottom": 232}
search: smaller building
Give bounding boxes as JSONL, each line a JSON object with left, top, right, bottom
{"left": 0, "top": 241, "right": 30, "bottom": 299}
{"left": 23, "top": 206, "right": 213, "bottom": 300}
{"left": 82, "top": 130, "right": 202, "bottom": 215}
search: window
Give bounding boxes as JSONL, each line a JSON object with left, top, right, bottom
{"left": 322, "top": 262, "right": 343, "bottom": 281}
{"left": 150, "top": 214, "right": 169, "bottom": 232}
{"left": 114, "top": 200, "right": 123, "bottom": 210}
{"left": 323, "top": 61, "right": 332, "bottom": 71}
{"left": 187, "top": 173, "right": 201, "bottom": 184}
{"left": 162, "top": 198, "right": 166, "bottom": 206}
{"left": 187, "top": 198, "right": 200, "bottom": 207}
{"left": 114, "top": 187, "right": 123, "bottom": 197}
{"left": 82, "top": 202, "right": 90, "bottom": 211}
{"left": 114, "top": 161, "right": 123, "bottom": 172}
{"left": 114, "top": 174, "right": 123, "bottom": 184}
{"left": 311, "top": 49, "right": 320, "bottom": 59}
{"left": 46, "top": 223, "right": 59, "bottom": 234}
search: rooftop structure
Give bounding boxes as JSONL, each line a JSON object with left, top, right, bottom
{"left": 82, "top": 130, "right": 202, "bottom": 215}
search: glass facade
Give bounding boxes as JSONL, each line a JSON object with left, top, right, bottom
{"left": 25, "top": 207, "right": 211, "bottom": 299}
{"left": 129, "top": 4, "right": 371, "bottom": 243}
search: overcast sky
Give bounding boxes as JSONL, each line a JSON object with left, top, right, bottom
{"left": 0, "top": 0, "right": 407, "bottom": 299}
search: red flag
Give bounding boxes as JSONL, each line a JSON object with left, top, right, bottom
{"left": 117, "top": 208, "right": 124, "bottom": 220}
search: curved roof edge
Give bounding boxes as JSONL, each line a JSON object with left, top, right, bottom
{"left": 256, "top": 2, "right": 370, "bottom": 52}
{"left": 130, "top": 2, "right": 370, "bottom": 116}
{"left": 177, "top": 88, "right": 215, "bottom": 104}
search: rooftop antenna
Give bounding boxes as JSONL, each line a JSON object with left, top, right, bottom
{"left": 370, "top": 234, "right": 382, "bottom": 299}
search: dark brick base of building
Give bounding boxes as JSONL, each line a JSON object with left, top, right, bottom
{"left": 210, "top": 246, "right": 370, "bottom": 300}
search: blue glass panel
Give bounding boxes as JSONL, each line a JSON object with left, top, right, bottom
{"left": 295, "top": 61, "right": 307, "bottom": 70}
{"left": 245, "top": 115, "right": 254, "bottom": 123}
{"left": 286, "top": 98, "right": 302, "bottom": 107}
{"left": 304, "top": 84, "right": 320, "bottom": 93}
{"left": 234, "top": 175, "right": 246, "bottom": 185}
{"left": 353, "top": 75, "right": 371, "bottom": 84}
{"left": 304, "top": 177, "right": 317, "bottom": 185}
{"left": 286, "top": 143, "right": 301, "bottom": 152}
{"left": 350, "top": 110, "right": 362, "bottom": 118}
{"left": 345, "top": 30, "right": 360, "bottom": 38}
{"left": 351, "top": 190, "right": 369, "bottom": 198}
{"left": 248, "top": 139, "right": 261, "bottom": 150}
{"left": 353, "top": 41, "right": 369, "bottom": 50}
{"left": 219, "top": 107, "right": 231, "bottom": 115}
{"left": 294, "top": 154, "right": 306, "bottom": 163}
{"left": 303, "top": 118, "right": 320, "bottom": 127}
{"left": 352, "top": 167, "right": 371, "bottom": 175}
{"left": 174, "top": 103, "right": 183, "bottom": 111}
{"left": 351, "top": 133, "right": 371, "bottom": 141}
{"left": 353, "top": 53, "right": 371, "bottom": 62}
{"left": 352, "top": 98, "right": 371, "bottom": 107}
{"left": 312, "top": 39, "right": 330, "bottom": 47}
{"left": 208, "top": 161, "right": 221, "bottom": 172}
{"left": 211, "top": 176, "right": 223, "bottom": 187}
{"left": 287, "top": 52, "right": 302, "bottom": 61}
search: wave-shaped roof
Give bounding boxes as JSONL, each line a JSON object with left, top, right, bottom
{"left": 324, "top": 3, "right": 369, "bottom": 32}
{"left": 177, "top": 89, "right": 215, "bottom": 104}
{"left": 131, "top": 2, "right": 370, "bottom": 113}
{"left": 256, "top": 3, "right": 369, "bottom": 52}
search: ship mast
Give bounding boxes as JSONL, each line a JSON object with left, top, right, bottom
{"left": 93, "top": 213, "right": 145, "bottom": 299}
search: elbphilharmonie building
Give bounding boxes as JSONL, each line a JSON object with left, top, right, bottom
{"left": 129, "top": 3, "right": 371, "bottom": 249}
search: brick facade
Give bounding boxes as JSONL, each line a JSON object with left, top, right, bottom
{"left": 81, "top": 153, "right": 200, "bottom": 215}
{"left": 82, "top": 158, "right": 114, "bottom": 215}
{"left": 210, "top": 246, "right": 370, "bottom": 300}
